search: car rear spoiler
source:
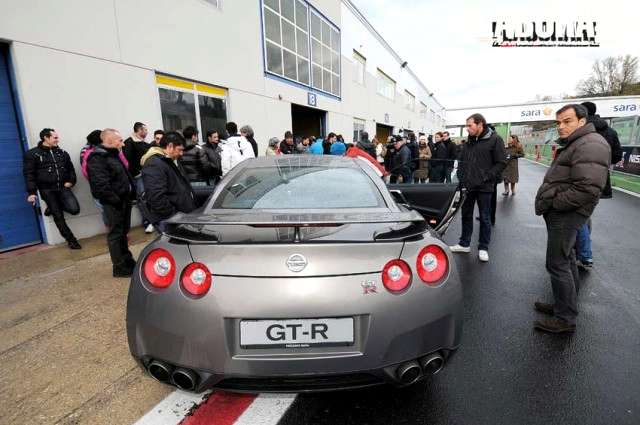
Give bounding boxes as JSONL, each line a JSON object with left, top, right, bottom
{"left": 162, "top": 210, "right": 426, "bottom": 244}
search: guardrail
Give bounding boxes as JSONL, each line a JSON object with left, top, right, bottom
{"left": 524, "top": 143, "right": 640, "bottom": 194}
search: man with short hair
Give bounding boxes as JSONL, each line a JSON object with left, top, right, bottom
{"left": 122, "top": 121, "right": 154, "bottom": 233}
{"left": 441, "top": 131, "right": 457, "bottom": 183}
{"left": 323, "top": 132, "right": 337, "bottom": 154}
{"left": 450, "top": 113, "right": 506, "bottom": 262}
{"left": 356, "top": 131, "right": 376, "bottom": 158}
{"left": 140, "top": 132, "right": 197, "bottom": 229}
{"left": 533, "top": 104, "right": 610, "bottom": 334}
{"left": 87, "top": 129, "right": 136, "bottom": 276}
{"left": 574, "top": 101, "right": 624, "bottom": 269}
{"left": 220, "top": 122, "right": 254, "bottom": 175}
{"left": 203, "top": 129, "right": 223, "bottom": 184}
{"left": 152, "top": 129, "right": 164, "bottom": 146}
{"left": 23, "top": 128, "right": 81, "bottom": 249}
{"left": 280, "top": 131, "right": 296, "bottom": 155}
{"left": 180, "top": 126, "right": 211, "bottom": 184}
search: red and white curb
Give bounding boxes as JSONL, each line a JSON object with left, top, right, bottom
{"left": 134, "top": 390, "right": 297, "bottom": 425}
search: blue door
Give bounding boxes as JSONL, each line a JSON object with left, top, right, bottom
{"left": 0, "top": 45, "right": 42, "bottom": 251}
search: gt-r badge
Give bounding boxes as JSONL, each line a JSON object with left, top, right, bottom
{"left": 286, "top": 254, "right": 308, "bottom": 272}
{"left": 361, "top": 280, "right": 378, "bottom": 294}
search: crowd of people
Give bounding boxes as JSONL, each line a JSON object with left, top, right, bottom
{"left": 22, "top": 102, "right": 621, "bottom": 334}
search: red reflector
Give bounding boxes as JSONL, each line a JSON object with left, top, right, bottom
{"left": 416, "top": 245, "right": 448, "bottom": 285}
{"left": 181, "top": 262, "right": 212, "bottom": 296}
{"left": 381, "top": 259, "right": 412, "bottom": 293}
{"left": 143, "top": 248, "right": 176, "bottom": 288}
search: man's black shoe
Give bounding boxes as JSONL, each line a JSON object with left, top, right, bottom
{"left": 68, "top": 240, "right": 82, "bottom": 250}
{"left": 44, "top": 207, "right": 51, "bottom": 216}
{"left": 534, "top": 319, "right": 575, "bottom": 334}
{"left": 534, "top": 301, "right": 554, "bottom": 316}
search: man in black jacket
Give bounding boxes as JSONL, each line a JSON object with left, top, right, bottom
{"left": 203, "top": 129, "right": 223, "bottom": 184}
{"left": 356, "top": 131, "right": 376, "bottom": 158}
{"left": 141, "top": 132, "right": 197, "bottom": 228}
{"left": 390, "top": 135, "right": 411, "bottom": 183}
{"left": 180, "top": 126, "right": 211, "bottom": 184}
{"left": 450, "top": 113, "right": 507, "bottom": 262}
{"left": 122, "top": 121, "right": 153, "bottom": 233}
{"left": 87, "top": 129, "right": 136, "bottom": 277}
{"left": 441, "top": 131, "right": 458, "bottom": 183}
{"left": 23, "top": 128, "right": 81, "bottom": 249}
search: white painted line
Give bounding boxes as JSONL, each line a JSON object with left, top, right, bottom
{"left": 133, "top": 390, "right": 211, "bottom": 425}
{"left": 234, "top": 393, "right": 298, "bottom": 425}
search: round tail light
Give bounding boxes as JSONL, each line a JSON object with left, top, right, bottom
{"left": 416, "top": 245, "right": 448, "bottom": 285}
{"left": 143, "top": 248, "right": 176, "bottom": 288}
{"left": 181, "top": 263, "right": 212, "bottom": 296}
{"left": 382, "top": 259, "right": 412, "bottom": 293}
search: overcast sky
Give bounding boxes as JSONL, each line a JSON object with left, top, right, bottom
{"left": 349, "top": 0, "right": 639, "bottom": 109}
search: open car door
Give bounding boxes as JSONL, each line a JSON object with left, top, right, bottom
{"left": 386, "top": 183, "right": 464, "bottom": 236}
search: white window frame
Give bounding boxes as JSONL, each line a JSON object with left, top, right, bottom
{"left": 261, "top": 0, "right": 340, "bottom": 97}
{"left": 353, "top": 50, "right": 366, "bottom": 86}
{"left": 405, "top": 90, "right": 415, "bottom": 111}
{"left": 353, "top": 117, "right": 366, "bottom": 142}
{"left": 376, "top": 69, "right": 395, "bottom": 100}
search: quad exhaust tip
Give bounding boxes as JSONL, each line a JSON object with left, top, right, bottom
{"left": 147, "top": 360, "right": 173, "bottom": 383}
{"left": 420, "top": 353, "right": 445, "bottom": 375}
{"left": 172, "top": 368, "right": 198, "bottom": 391}
{"left": 396, "top": 361, "right": 422, "bottom": 385}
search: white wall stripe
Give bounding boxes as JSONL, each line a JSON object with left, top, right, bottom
{"left": 133, "top": 390, "right": 211, "bottom": 425}
{"left": 233, "top": 394, "right": 298, "bottom": 425}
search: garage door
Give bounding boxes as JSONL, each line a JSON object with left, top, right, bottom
{"left": 0, "top": 45, "right": 42, "bottom": 252}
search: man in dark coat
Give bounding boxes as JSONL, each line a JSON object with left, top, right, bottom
{"left": 533, "top": 104, "right": 610, "bottom": 334}
{"left": 441, "top": 131, "right": 458, "bottom": 183}
{"left": 450, "top": 114, "right": 506, "bottom": 263}
{"left": 203, "top": 129, "right": 223, "bottom": 184}
{"left": 141, "top": 132, "right": 197, "bottom": 228}
{"left": 390, "top": 136, "right": 411, "bottom": 183}
{"left": 356, "top": 131, "right": 376, "bottom": 158}
{"left": 87, "top": 129, "right": 136, "bottom": 276}
{"left": 122, "top": 121, "right": 153, "bottom": 233}
{"left": 280, "top": 131, "right": 296, "bottom": 155}
{"left": 23, "top": 128, "right": 81, "bottom": 249}
{"left": 573, "top": 101, "right": 624, "bottom": 269}
{"left": 179, "top": 126, "right": 211, "bottom": 184}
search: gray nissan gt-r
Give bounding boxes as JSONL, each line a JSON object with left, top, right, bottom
{"left": 126, "top": 155, "right": 464, "bottom": 393}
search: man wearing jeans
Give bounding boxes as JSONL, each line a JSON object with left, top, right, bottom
{"left": 533, "top": 104, "right": 610, "bottom": 334}
{"left": 23, "top": 128, "right": 81, "bottom": 249}
{"left": 450, "top": 114, "right": 506, "bottom": 262}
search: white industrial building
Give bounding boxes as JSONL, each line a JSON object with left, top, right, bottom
{"left": 0, "top": 0, "right": 446, "bottom": 250}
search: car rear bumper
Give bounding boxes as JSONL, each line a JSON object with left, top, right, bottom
{"left": 127, "top": 252, "right": 463, "bottom": 392}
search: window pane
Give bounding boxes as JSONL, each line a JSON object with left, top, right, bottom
{"left": 282, "top": 19, "right": 296, "bottom": 51}
{"left": 199, "top": 96, "right": 227, "bottom": 138}
{"left": 266, "top": 41, "right": 283, "bottom": 75}
{"left": 159, "top": 88, "right": 197, "bottom": 133}
{"left": 331, "top": 51, "right": 340, "bottom": 74}
{"left": 295, "top": 0, "right": 307, "bottom": 30}
{"left": 322, "top": 45, "right": 331, "bottom": 69}
{"left": 215, "top": 167, "right": 385, "bottom": 209}
{"left": 264, "top": 0, "right": 279, "bottom": 12}
{"left": 310, "top": 12, "right": 321, "bottom": 39}
{"left": 298, "top": 57, "right": 310, "bottom": 85}
{"left": 283, "top": 49, "right": 297, "bottom": 80}
{"left": 264, "top": 8, "right": 281, "bottom": 44}
{"left": 323, "top": 69, "right": 331, "bottom": 92}
{"left": 312, "top": 64, "right": 322, "bottom": 89}
{"left": 281, "top": 0, "right": 295, "bottom": 22}
{"left": 311, "top": 38, "right": 321, "bottom": 65}
{"left": 321, "top": 21, "right": 331, "bottom": 46}
{"left": 331, "top": 28, "right": 340, "bottom": 51}
{"left": 296, "top": 29, "right": 308, "bottom": 58}
{"left": 332, "top": 74, "right": 340, "bottom": 96}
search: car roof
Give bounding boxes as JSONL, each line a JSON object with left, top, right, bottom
{"left": 238, "top": 155, "right": 361, "bottom": 169}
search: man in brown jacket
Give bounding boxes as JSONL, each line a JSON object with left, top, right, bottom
{"left": 533, "top": 104, "right": 610, "bottom": 334}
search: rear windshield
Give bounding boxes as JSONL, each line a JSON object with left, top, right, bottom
{"left": 213, "top": 166, "right": 385, "bottom": 209}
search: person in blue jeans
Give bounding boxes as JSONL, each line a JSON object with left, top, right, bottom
{"left": 575, "top": 220, "right": 593, "bottom": 268}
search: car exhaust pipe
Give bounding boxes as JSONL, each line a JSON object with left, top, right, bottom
{"left": 396, "top": 361, "right": 422, "bottom": 385}
{"left": 147, "top": 360, "right": 174, "bottom": 383}
{"left": 420, "top": 353, "right": 445, "bottom": 375}
{"left": 172, "top": 368, "right": 198, "bottom": 391}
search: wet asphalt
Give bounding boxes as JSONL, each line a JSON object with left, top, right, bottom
{"left": 279, "top": 161, "right": 640, "bottom": 425}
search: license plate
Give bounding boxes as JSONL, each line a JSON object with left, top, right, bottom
{"left": 240, "top": 318, "right": 354, "bottom": 348}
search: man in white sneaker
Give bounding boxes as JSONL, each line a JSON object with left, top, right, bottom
{"left": 450, "top": 113, "right": 506, "bottom": 262}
